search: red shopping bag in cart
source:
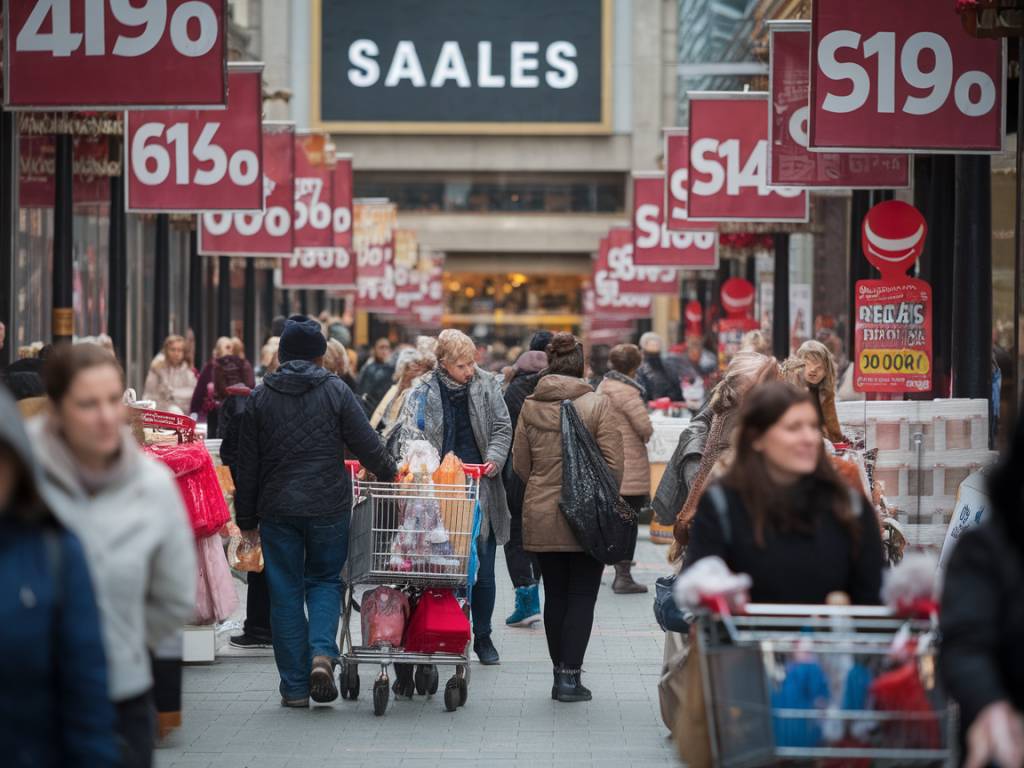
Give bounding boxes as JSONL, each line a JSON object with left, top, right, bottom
{"left": 869, "top": 662, "right": 941, "bottom": 750}
{"left": 403, "top": 589, "right": 470, "bottom": 654}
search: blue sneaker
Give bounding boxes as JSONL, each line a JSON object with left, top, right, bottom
{"left": 506, "top": 585, "right": 542, "bottom": 628}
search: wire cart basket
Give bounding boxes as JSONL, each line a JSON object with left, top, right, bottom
{"left": 338, "top": 460, "right": 484, "bottom": 716}
{"left": 695, "top": 603, "right": 956, "bottom": 767}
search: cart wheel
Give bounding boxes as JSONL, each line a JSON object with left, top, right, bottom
{"left": 393, "top": 664, "right": 415, "bottom": 699}
{"left": 443, "top": 677, "right": 459, "bottom": 712}
{"left": 457, "top": 677, "right": 468, "bottom": 707}
{"left": 414, "top": 665, "right": 427, "bottom": 696}
{"left": 372, "top": 678, "right": 389, "bottom": 716}
{"left": 341, "top": 662, "right": 360, "bottom": 700}
{"left": 427, "top": 665, "right": 439, "bottom": 695}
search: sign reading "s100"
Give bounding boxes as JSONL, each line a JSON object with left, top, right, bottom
{"left": 313, "top": 0, "right": 610, "bottom": 133}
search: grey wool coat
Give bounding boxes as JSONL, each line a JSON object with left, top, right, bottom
{"left": 396, "top": 367, "right": 513, "bottom": 544}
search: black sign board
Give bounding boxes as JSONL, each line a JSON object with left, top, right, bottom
{"left": 312, "top": 0, "right": 611, "bottom": 134}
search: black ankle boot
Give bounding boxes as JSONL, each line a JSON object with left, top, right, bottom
{"left": 551, "top": 665, "right": 560, "bottom": 700}
{"left": 554, "top": 668, "right": 592, "bottom": 702}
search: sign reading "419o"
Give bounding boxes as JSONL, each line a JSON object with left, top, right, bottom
{"left": 312, "top": 0, "right": 611, "bottom": 134}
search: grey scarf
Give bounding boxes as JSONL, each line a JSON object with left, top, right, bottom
{"left": 604, "top": 369, "right": 647, "bottom": 401}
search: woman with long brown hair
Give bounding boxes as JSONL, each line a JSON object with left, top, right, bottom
{"left": 681, "top": 382, "right": 882, "bottom": 604}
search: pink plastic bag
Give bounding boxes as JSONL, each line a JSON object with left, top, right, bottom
{"left": 193, "top": 534, "right": 238, "bottom": 624}
{"left": 361, "top": 587, "right": 410, "bottom": 648}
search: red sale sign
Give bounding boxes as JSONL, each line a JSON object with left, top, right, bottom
{"left": 199, "top": 122, "right": 295, "bottom": 256}
{"left": 687, "top": 93, "right": 808, "bottom": 222}
{"left": 768, "top": 22, "right": 910, "bottom": 188}
{"left": 355, "top": 199, "right": 398, "bottom": 311}
{"left": 125, "top": 64, "right": 262, "bottom": 212}
{"left": 809, "top": 0, "right": 1004, "bottom": 152}
{"left": 632, "top": 173, "right": 717, "bottom": 268}
{"left": 19, "top": 134, "right": 115, "bottom": 207}
{"left": 854, "top": 201, "right": 933, "bottom": 393}
{"left": 663, "top": 129, "right": 721, "bottom": 231}
{"left": 4, "top": 0, "right": 227, "bottom": 109}
{"left": 592, "top": 237, "right": 655, "bottom": 318}
{"left": 604, "top": 226, "right": 678, "bottom": 295}
{"left": 281, "top": 152, "right": 356, "bottom": 288}
{"left": 293, "top": 132, "right": 333, "bottom": 249}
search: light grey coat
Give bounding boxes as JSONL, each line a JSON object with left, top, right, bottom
{"left": 27, "top": 416, "right": 197, "bottom": 702}
{"left": 396, "top": 367, "right": 513, "bottom": 544}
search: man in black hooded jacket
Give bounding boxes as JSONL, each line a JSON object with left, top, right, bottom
{"left": 235, "top": 315, "right": 395, "bottom": 708}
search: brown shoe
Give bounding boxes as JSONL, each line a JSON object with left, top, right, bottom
{"left": 612, "top": 562, "right": 649, "bottom": 594}
{"left": 309, "top": 656, "right": 338, "bottom": 703}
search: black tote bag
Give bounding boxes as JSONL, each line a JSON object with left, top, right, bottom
{"left": 558, "top": 399, "right": 638, "bottom": 565}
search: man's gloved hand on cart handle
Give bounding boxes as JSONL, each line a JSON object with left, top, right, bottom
{"left": 965, "top": 700, "right": 1024, "bottom": 768}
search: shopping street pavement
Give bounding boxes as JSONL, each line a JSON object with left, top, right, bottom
{"left": 157, "top": 528, "right": 677, "bottom": 768}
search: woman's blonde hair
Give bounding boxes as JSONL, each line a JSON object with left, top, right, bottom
{"left": 261, "top": 337, "right": 280, "bottom": 373}
{"left": 161, "top": 334, "right": 186, "bottom": 365}
{"left": 323, "top": 338, "right": 349, "bottom": 376}
{"left": 795, "top": 339, "right": 837, "bottom": 393}
{"left": 435, "top": 329, "right": 476, "bottom": 366}
{"left": 213, "top": 336, "right": 233, "bottom": 359}
{"left": 230, "top": 336, "right": 245, "bottom": 358}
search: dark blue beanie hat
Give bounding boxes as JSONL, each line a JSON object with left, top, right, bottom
{"left": 279, "top": 314, "right": 327, "bottom": 363}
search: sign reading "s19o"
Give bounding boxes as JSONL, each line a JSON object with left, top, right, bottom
{"left": 3, "top": 0, "right": 227, "bottom": 109}
{"left": 312, "top": 0, "right": 610, "bottom": 133}
{"left": 809, "top": 0, "right": 1004, "bottom": 152}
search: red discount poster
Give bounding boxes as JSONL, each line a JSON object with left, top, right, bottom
{"left": 4, "top": 0, "right": 228, "bottom": 108}
{"left": 125, "top": 63, "right": 263, "bottom": 212}
{"left": 631, "top": 172, "right": 717, "bottom": 268}
{"left": 853, "top": 200, "right": 933, "bottom": 393}
{"left": 18, "top": 135, "right": 115, "bottom": 206}
{"left": 355, "top": 199, "right": 398, "bottom": 311}
{"left": 663, "top": 129, "right": 722, "bottom": 231}
{"left": 809, "top": 0, "right": 1004, "bottom": 152}
{"left": 604, "top": 226, "right": 678, "bottom": 295}
{"left": 292, "top": 132, "right": 333, "bottom": 249}
{"left": 198, "top": 122, "right": 295, "bottom": 256}
{"left": 687, "top": 93, "right": 808, "bottom": 222}
{"left": 592, "top": 237, "right": 655, "bottom": 318}
{"left": 768, "top": 22, "right": 910, "bottom": 189}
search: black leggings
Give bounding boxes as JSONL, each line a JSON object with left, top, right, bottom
{"left": 537, "top": 552, "right": 604, "bottom": 669}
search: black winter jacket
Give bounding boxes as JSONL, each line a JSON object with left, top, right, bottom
{"left": 234, "top": 361, "right": 396, "bottom": 530}
{"left": 637, "top": 354, "right": 683, "bottom": 402}
{"left": 502, "top": 369, "right": 543, "bottom": 513}
{"left": 940, "top": 520, "right": 1024, "bottom": 732}
{"left": 358, "top": 361, "right": 395, "bottom": 412}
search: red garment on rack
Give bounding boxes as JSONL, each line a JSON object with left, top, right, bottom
{"left": 145, "top": 442, "right": 230, "bottom": 537}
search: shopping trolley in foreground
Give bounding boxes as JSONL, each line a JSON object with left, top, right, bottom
{"left": 694, "top": 602, "right": 955, "bottom": 767}
{"left": 338, "top": 460, "right": 484, "bottom": 716}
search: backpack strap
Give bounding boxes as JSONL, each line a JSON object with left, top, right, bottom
{"left": 704, "top": 484, "right": 732, "bottom": 548}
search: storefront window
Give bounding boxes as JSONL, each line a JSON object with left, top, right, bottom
{"left": 355, "top": 172, "right": 625, "bottom": 213}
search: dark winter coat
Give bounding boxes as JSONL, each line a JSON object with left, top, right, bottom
{"left": 217, "top": 383, "right": 252, "bottom": 477}
{"left": 637, "top": 354, "right": 683, "bottom": 402}
{"left": 940, "top": 519, "right": 1024, "bottom": 732}
{"left": 502, "top": 352, "right": 547, "bottom": 518}
{"left": 234, "top": 360, "right": 396, "bottom": 530}
{"left": 0, "top": 389, "right": 119, "bottom": 767}
{"left": 189, "top": 355, "right": 255, "bottom": 418}
{"left": 358, "top": 360, "right": 396, "bottom": 412}
{"left": 651, "top": 407, "right": 712, "bottom": 525}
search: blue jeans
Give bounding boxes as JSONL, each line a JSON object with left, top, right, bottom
{"left": 472, "top": 534, "right": 497, "bottom": 638}
{"left": 260, "top": 514, "right": 348, "bottom": 700}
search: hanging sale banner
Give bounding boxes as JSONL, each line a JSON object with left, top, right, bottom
{"left": 292, "top": 132, "right": 333, "bottom": 249}
{"left": 592, "top": 237, "right": 655, "bottom": 318}
{"left": 632, "top": 172, "right": 717, "bottom": 268}
{"left": 18, "top": 135, "right": 118, "bottom": 207}
{"left": 355, "top": 199, "right": 398, "bottom": 311}
{"left": 281, "top": 153, "right": 356, "bottom": 288}
{"left": 809, "top": 0, "right": 1004, "bottom": 153}
{"left": 3, "top": 0, "right": 228, "bottom": 109}
{"left": 663, "top": 129, "right": 722, "bottom": 231}
{"left": 768, "top": 22, "right": 910, "bottom": 189}
{"left": 854, "top": 200, "right": 933, "bottom": 393}
{"left": 687, "top": 93, "right": 807, "bottom": 222}
{"left": 604, "top": 226, "right": 678, "bottom": 295}
{"left": 125, "top": 63, "right": 263, "bottom": 212}
{"left": 199, "top": 122, "right": 295, "bottom": 256}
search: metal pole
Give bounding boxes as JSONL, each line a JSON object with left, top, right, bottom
{"left": 299, "top": 289, "right": 309, "bottom": 316}
{"left": 188, "top": 229, "right": 204, "bottom": 371}
{"left": 262, "top": 267, "right": 275, "bottom": 341}
{"left": 243, "top": 259, "right": 257, "bottom": 363}
{"left": 1013, "top": 57, "right": 1024, "bottom": 423}
{"left": 772, "top": 233, "right": 790, "bottom": 361}
{"left": 280, "top": 288, "right": 291, "bottom": 318}
{"left": 108, "top": 137, "right": 127, "bottom": 364}
{"left": 217, "top": 256, "right": 232, "bottom": 338}
{"left": 152, "top": 214, "right": 170, "bottom": 358}
{"left": 52, "top": 135, "right": 74, "bottom": 344}
{"left": 951, "top": 155, "right": 993, "bottom": 402}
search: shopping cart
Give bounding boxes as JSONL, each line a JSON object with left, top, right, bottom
{"left": 338, "top": 460, "right": 484, "bottom": 716}
{"left": 694, "top": 602, "right": 955, "bottom": 767}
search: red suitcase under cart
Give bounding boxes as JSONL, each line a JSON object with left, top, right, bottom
{"left": 339, "top": 461, "right": 483, "bottom": 716}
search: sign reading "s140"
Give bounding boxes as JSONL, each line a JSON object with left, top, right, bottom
{"left": 313, "top": 0, "right": 610, "bottom": 133}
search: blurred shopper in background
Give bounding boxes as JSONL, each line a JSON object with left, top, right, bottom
{"left": 370, "top": 346, "right": 437, "bottom": 436}
{"left": 596, "top": 343, "right": 652, "bottom": 594}
{"left": 235, "top": 316, "right": 396, "bottom": 707}
{"left": 398, "top": 328, "right": 512, "bottom": 665}
{"left": 502, "top": 330, "right": 552, "bottom": 628}
{"left": 143, "top": 335, "right": 198, "bottom": 413}
{"left": 681, "top": 382, "right": 882, "bottom": 604}
{"left": 358, "top": 337, "right": 395, "bottom": 412}
{"left": 29, "top": 343, "right": 196, "bottom": 768}
{"left": 514, "top": 333, "right": 623, "bottom": 702}
{"left": 586, "top": 343, "right": 610, "bottom": 390}
{"left": 0, "top": 387, "right": 120, "bottom": 767}
{"left": 637, "top": 332, "right": 683, "bottom": 402}
{"left": 941, "top": 410, "right": 1024, "bottom": 768}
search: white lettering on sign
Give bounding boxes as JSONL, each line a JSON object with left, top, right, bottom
{"left": 17, "top": 0, "right": 218, "bottom": 58}
{"left": 347, "top": 39, "right": 579, "bottom": 89}
{"left": 634, "top": 204, "right": 716, "bottom": 250}
{"left": 818, "top": 30, "right": 996, "bottom": 118}
{"left": 288, "top": 248, "right": 351, "bottom": 270}
{"left": 294, "top": 177, "right": 331, "bottom": 231}
{"left": 690, "top": 138, "right": 803, "bottom": 199}
{"left": 131, "top": 122, "right": 258, "bottom": 187}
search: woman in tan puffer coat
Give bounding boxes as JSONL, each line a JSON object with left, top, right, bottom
{"left": 596, "top": 343, "right": 653, "bottom": 594}
{"left": 513, "top": 333, "right": 623, "bottom": 703}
